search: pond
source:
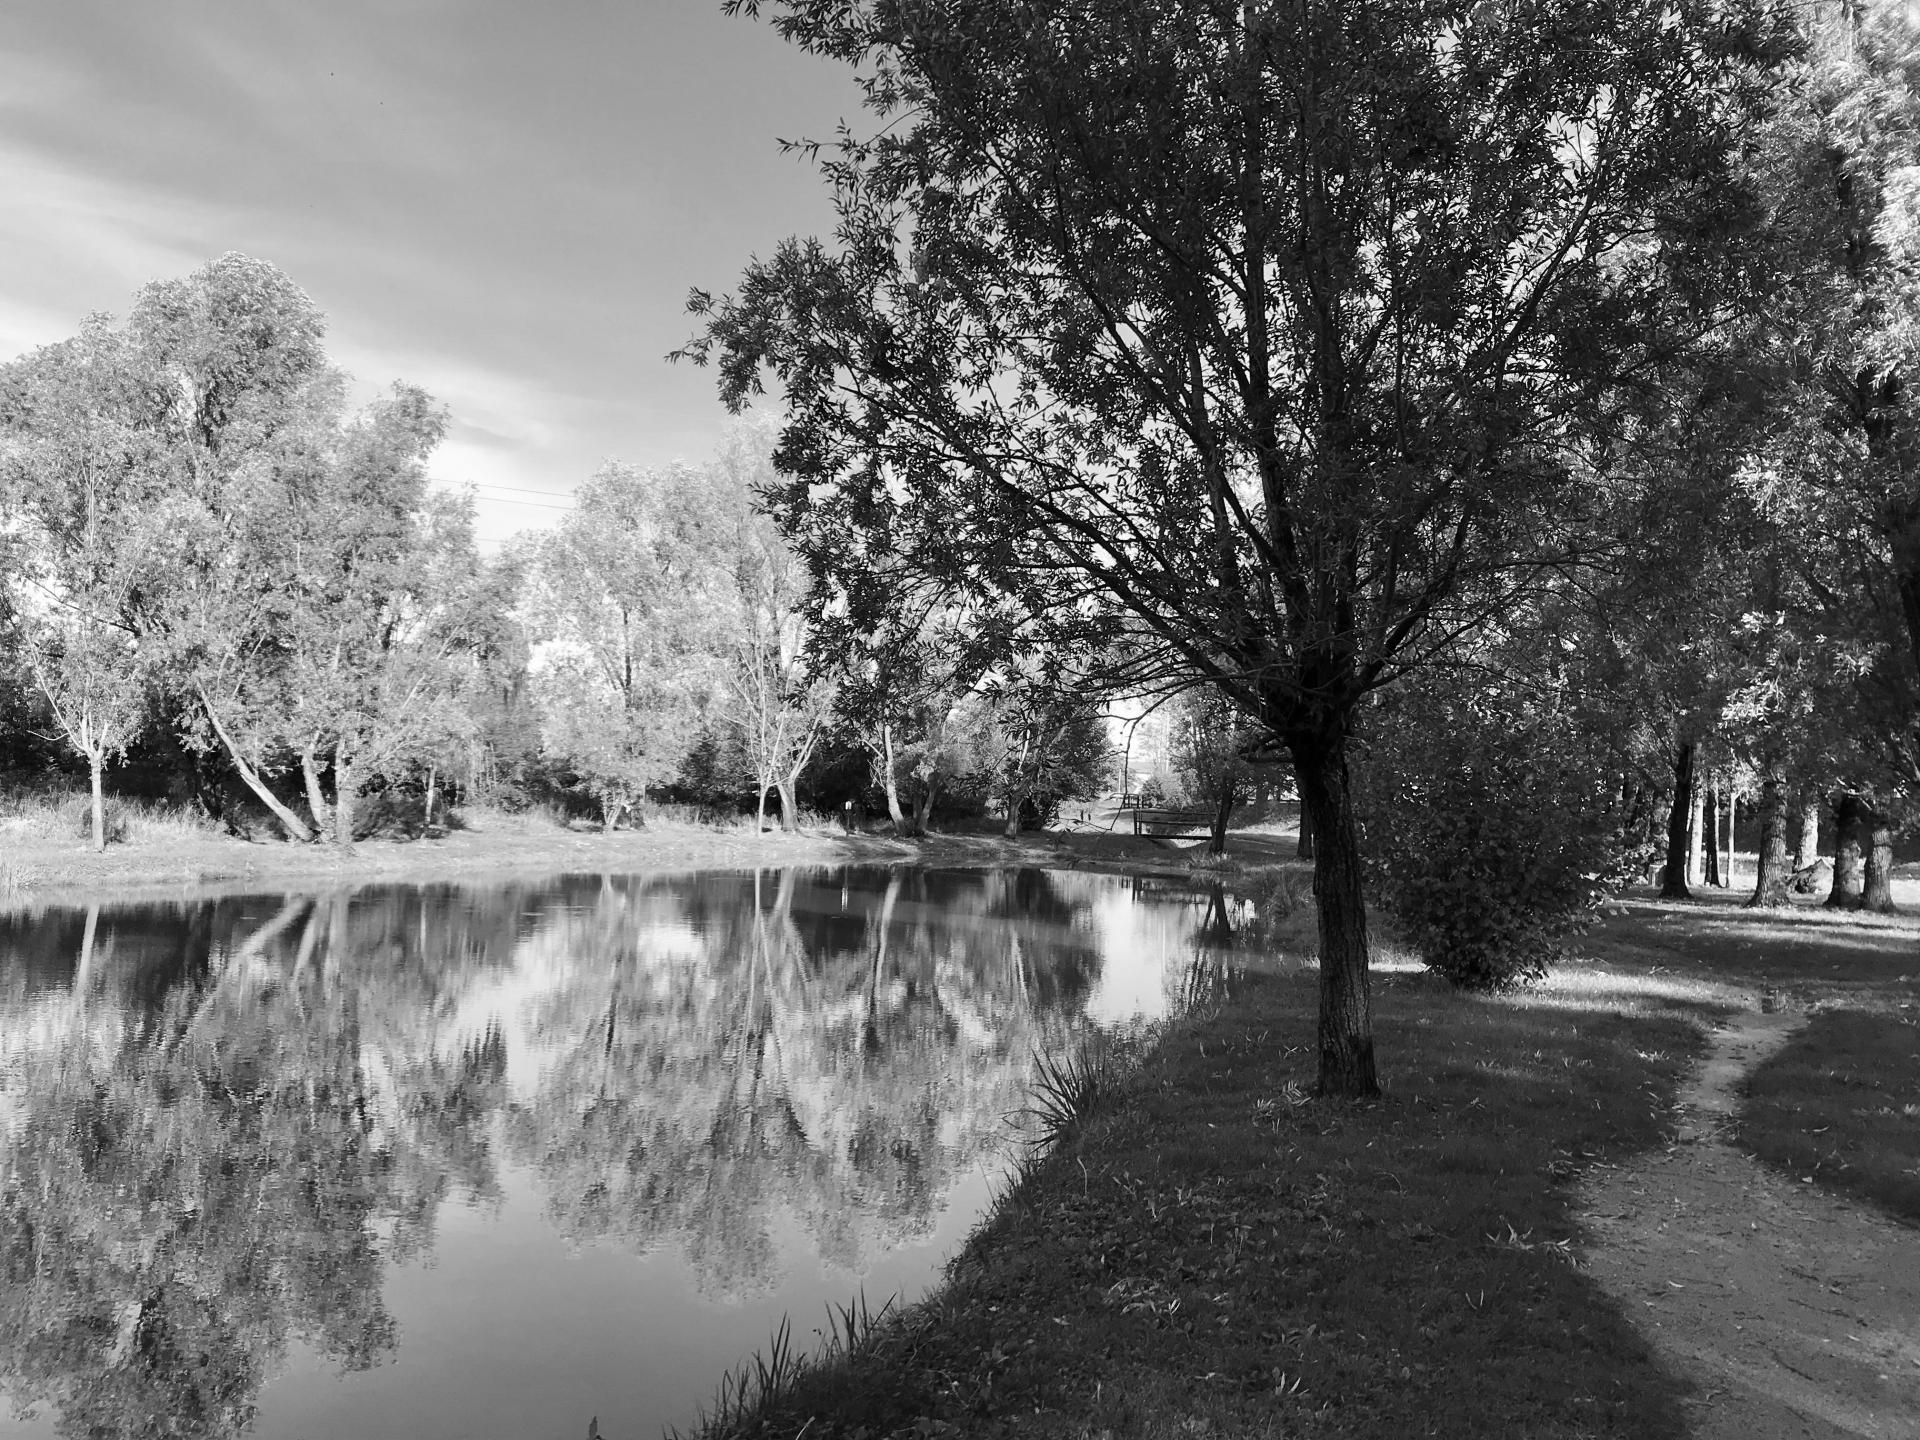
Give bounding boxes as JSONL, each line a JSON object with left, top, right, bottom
{"left": 0, "top": 866, "right": 1242, "bottom": 1440}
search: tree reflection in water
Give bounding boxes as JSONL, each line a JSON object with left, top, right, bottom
{"left": 0, "top": 867, "right": 1209, "bottom": 1438}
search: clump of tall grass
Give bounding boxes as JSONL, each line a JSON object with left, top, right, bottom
{"left": 1018, "top": 1036, "right": 1127, "bottom": 1149}
{"left": 669, "top": 1292, "right": 897, "bottom": 1440}
{"left": 0, "top": 782, "right": 218, "bottom": 846}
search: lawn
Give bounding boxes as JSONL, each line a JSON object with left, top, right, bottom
{"left": 689, "top": 954, "right": 1732, "bottom": 1439}
{"left": 1734, "top": 1006, "right": 1920, "bottom": 1226}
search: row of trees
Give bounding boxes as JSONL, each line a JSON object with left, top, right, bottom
{"left": 692, "top": 0, "right": 1920, "bottom": 1093}
{"left": 0, "top": 258, "right": 1112, "bottom": 849}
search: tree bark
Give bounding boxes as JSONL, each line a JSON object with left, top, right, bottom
{"left": 1794, "top": 801, "right": 1819, "bottom": 871}
{"left": 1723, "top": 789, "right": 1736, "bottom": 887}
{"left": 199, "top": 690, "right": 313, "bottom": 842}
{"left": 756, "top": 783, "right": 770, "bottom": 832}
{"left": 1003, "top": 787, "right": 1027, "bottom": 838}
{"left": 1289, "top": 734, "right": 1378, "bottom": 1099}
{"left": 332, "top": 741, "right": 354, "bottom": 846}
{"left": 1688, "top": 780, "right": 1705, "bottom": 888}
{"left": 1702, "top": 784, "right": 1722, "bottom": 887}
{"left": 1295, "top": 788, "right": 1314, "bottom": 858}
{"left": 1827, "top": 793, "right": 1865, "bottom": 909}
{"left": 910, "top": 773, "right": 939, "bottom": 836}
{"left": 300, "top": 738, "right": 332, "bottom": 836}
{"left": 1862, "top": 802, "right": 1897, "bottom": 913}
{"left": 1659, "top": 742, "right": 1695, "bottom": 899}
{"left": 88, "top": 748, "right": 107, "bottom": 853}
{"left": 1207, "top": 782, "right": 1236, "bottom": 856}
{"left": 1746, "top": 763, "right": 1791, "bottom": 908}
{"left": 879, "top": 725, "right": 909, "bottom": 834}
{"left": 776, "top": 779, "right": 799, "bottom": 832}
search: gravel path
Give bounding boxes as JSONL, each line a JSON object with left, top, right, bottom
{"left": 1579, "top": 1008, "right": 1920, "bottom": 1439}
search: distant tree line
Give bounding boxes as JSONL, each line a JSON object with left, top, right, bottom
{"left": 0, "top": 257, "right": 1112, "bottom": 849}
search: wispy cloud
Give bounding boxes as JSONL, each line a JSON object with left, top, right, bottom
{"left": 0, "top": 0, "right": 858, "bottom": 516}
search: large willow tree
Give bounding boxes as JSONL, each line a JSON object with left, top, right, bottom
{"left": 688, "top": 0, "right": 1789, "bottom": 1094}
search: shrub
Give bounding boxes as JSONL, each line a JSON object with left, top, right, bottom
{"left": 1358, "top": 688, "right": 1636, "bottom": 990}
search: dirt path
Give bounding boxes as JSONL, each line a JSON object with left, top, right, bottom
{"left": 1579, "top": 1008, "right": 1920, "bottom": 1439}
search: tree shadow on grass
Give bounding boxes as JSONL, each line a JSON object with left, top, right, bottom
{"left": 1736, "top": 1008, "right": 1920, "bottom": 1226}
{"left": 1594, "top": 894, "right": 1920, "bottom": 998}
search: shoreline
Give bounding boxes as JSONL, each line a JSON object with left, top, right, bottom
{"left": 0, "top": 817, "right": 1286, "bottom": 913}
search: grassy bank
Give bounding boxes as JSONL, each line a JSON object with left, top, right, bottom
{"left": 1734, "top": 1008, "right": 1920, "bottom": 1225}
{"left": 0, "top": 798, "right": 1268, "bottom": 912}
{"left": 688, "top": 955, "right": 1732, "bottom": 1440}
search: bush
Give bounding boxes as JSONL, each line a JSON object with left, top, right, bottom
{"left": 1358, "top": 689, "right": 1636, "bottom": 990}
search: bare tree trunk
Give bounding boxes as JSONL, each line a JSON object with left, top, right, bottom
{"left": 1862, "top": 802, "right": 1897, "bottom": 913}
{"left": 1827, "top": 793, "right": 1866, "bottom": 909}
{"left": 1660, "top": 742, "right": 1695, "bottom": 899}
{"left": 1003, "top": 787, "right": 1026, "bottom": 838}
{"left": 424, "top": 765, "right": 437, "bottom": 829}
{"left": 1295, "top": 784, "right": 1314, "bottom": 858}
{"left": 300, "top": 738, "right": 332, "bottom": 836}
{"left": 1794, "top": 801, "right": 1819, "bottom": 871}
{"left": 879, "top": 725, "right": 908, "bottom": 834}
{"left": 332, "top": 741, "right": 354, "bottom": 846}
{"left": 910, "top": 773, "right": 939, "bottom": 836}
{"left": 1688, "top": 780, "right": 1705, "bottom": 887}
{"left": 88, "top": 748, "right": 107, "bottom": 853}
{"left": 1724, "top": 788, "right": 1736, "bottom": 887}
{"left": 1207, "top": 782, "right": 1236, "bottom": 857}
{"left": 1702, "top": 784, "right": 1722, "bottom": 887}
{"left": 776, "top": 779, "right": 799, "bottom": 832}
{"left": 756, "top": 783, "right": 770, "bottom": 832}
{"left": 1746, "top": 763, "right": 1791, "bottom": 908}
{"left": 199, "top": 691, "right": 313, "bottom": 842}
{"left": 1289, "top": 734, "right": 1378, "bottom": 1099}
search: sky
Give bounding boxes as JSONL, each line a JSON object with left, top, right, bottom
{"left": 0, "top": 0, "right": 862, "bottom": 546}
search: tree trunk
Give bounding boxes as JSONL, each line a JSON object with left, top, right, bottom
{"left": 88, "top": 748, "right": 107, "bottom": 853}
{"left": 1003, "top": 787, "right": 1026, "bottom": 838}
{"left": 603, "top": 794, "right": 623, "bottom": 833}
{"left": 910, "top": 773, "right": 939, "bottom": 836}
{"left": 1702, "top": 784, "right": 1722, "bottom": 887}
{"left": 199, "top": 691, "right": 313, "bottom": 842}
{"left": 756, "top": 783, "right": 770, "bottom": 832}
{"left": 1746, "top": 763, "right": 1791, "bottom": 908}
{"left": 1659, "top": 741, "right": 1695, "bottom": 899}
{"left": 300, "top": 739, "right": 332, "bottom": 836}
{"left": 1794, "top": 801, "right": 1819, "bottom": 871}
{"left": 1862, "top": 802, "right": 1897, "bottom": 913}
{"left": 1295, "top": 789, "right": 1314, "bottom": 858}
{"left": 1207, "top": 783, "right": 1236, "bottom": 856}
{"left": 425, "top": 765, "right": 438, "bottom": 830}
{"left": 880, "top": 725, "right": 909, "bottom": 834}
{"left": 1724, "top": 789, "right": 1736, "bottom": 887}
{"left": 1828, "top": 794, "right": 1866, "bottom": 909}
{"left": 332, "top": 741, "right": 354, "bottom": 846}
{"left": 776, "top": 779, "right": 799, "bottom": 833}
{"left": 1289, "top": 735, "right": 1378, "bottom": 1099}
{"left": 1687, "top": 780, "right": 1704, "bottom": 888}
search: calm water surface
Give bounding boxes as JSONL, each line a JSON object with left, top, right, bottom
{"left": 0, "top": 866, "right": 1240, "bottom": 1440}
